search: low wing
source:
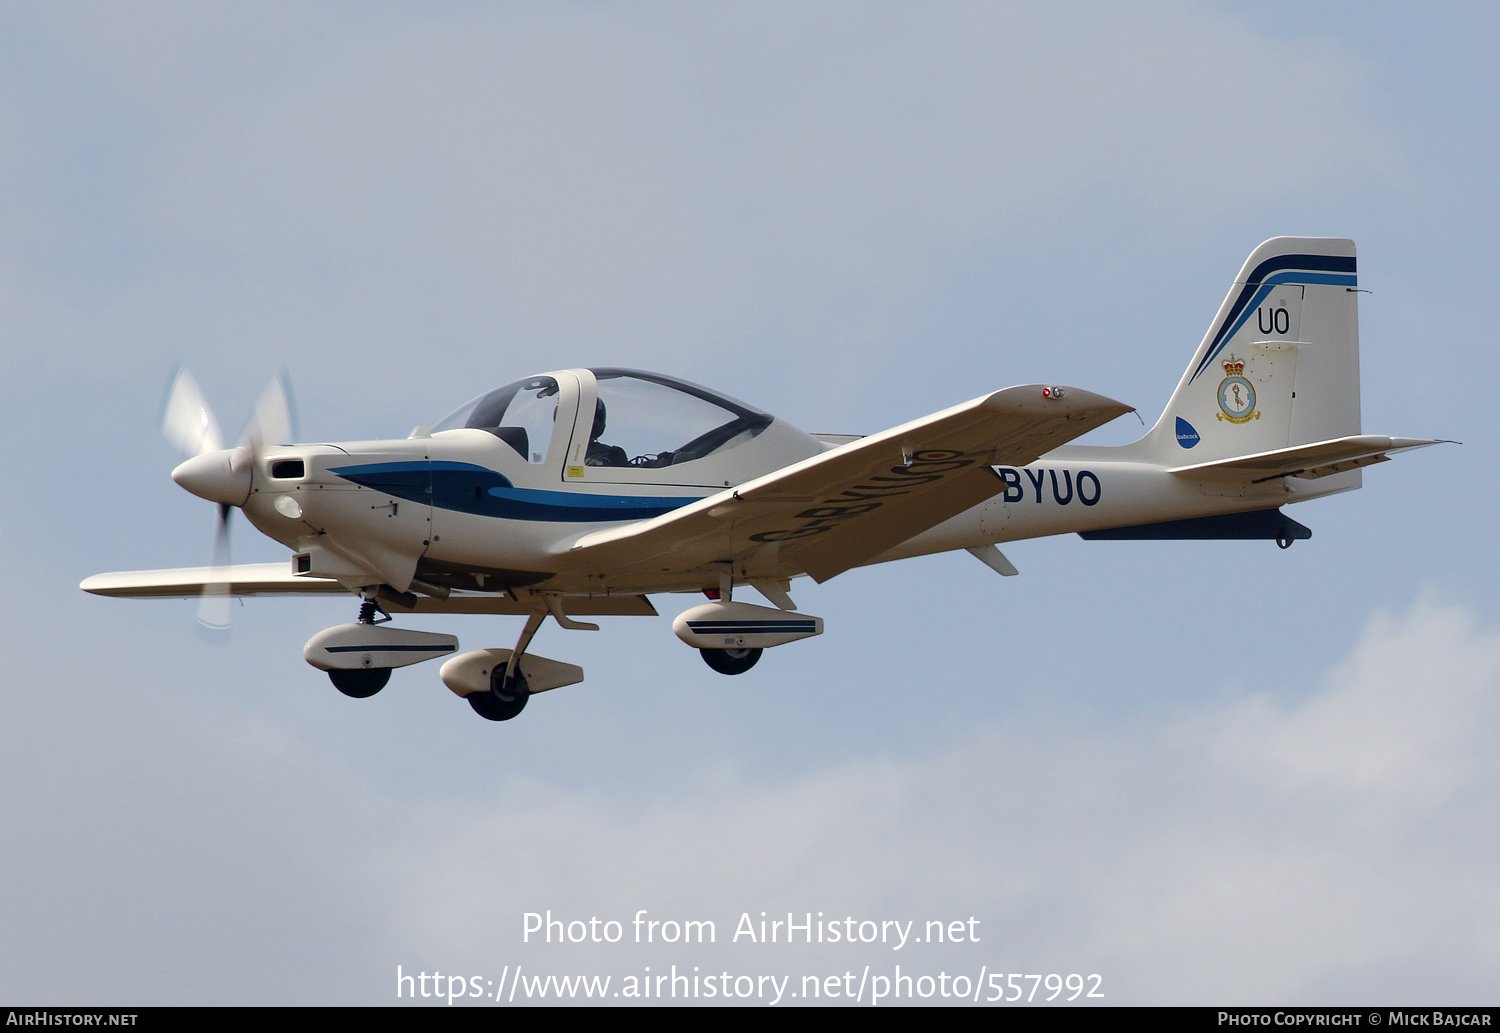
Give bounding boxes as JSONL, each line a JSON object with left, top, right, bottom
{"left": 561, "top": 384, "right": 1132, "bottom": 583}
{"left": 1169, "top": 435, "right": 1447, "bottom": 483}
{"left": 82, "top": 563, "right": 344, "bottom": 598}
{"left": 80, "top": 564, "right": 657, "bottom": 616}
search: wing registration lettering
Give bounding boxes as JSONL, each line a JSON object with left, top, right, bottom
{"left": 748, "top": 449, "right": 985, "bottom": 543}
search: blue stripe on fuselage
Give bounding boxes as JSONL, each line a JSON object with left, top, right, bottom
{"left": 329, "top": 460, "right": 702, "bottom": 522}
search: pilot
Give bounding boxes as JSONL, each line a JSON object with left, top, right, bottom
{"left": 585, "top": 398, "right": 629, "bottom": 467}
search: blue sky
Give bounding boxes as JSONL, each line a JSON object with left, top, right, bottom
{"left": 1, "top": 1, "right": 1496, "bottom": 1005}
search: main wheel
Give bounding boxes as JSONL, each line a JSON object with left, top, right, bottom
{"left": 329, "top": 667, "right": 391, "bottom": 698}
{"left": 468, "top": 663, "right": 530, "bottom": 721}
{"left": 700, "top": 646, "right": 762, "bottom": 675}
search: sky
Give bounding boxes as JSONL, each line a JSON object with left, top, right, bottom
{"left": 1, "top": 0, "right": 1496, "bottom": 1006}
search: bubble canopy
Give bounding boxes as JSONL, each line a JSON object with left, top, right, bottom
{"left": 432, "top": 369, "right": 773, "bottom": 468}
{"left": 432, "top": 375, "right": 562, "bottom": 463}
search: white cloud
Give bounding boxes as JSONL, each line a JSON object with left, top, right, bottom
{"left": 6, "top": 573, "right": 1493, "bottom": 1000}
{"left": 374, "top": 596, "right": 1500, "bottom": 1003}
{"left": 1210, "top": 600, "right": 1500, "bottom": 801}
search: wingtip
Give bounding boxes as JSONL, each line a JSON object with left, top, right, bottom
{"left": 988, "top": 384, "right": 1132, "bottom": 418}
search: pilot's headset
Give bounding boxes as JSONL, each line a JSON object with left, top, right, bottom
{"left": 592, "top": 398, "right": 608, "bottom": 440}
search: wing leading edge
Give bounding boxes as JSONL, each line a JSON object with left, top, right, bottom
{"left": 79, "top": 564, "right": 658, "bottom": 616}
{"left": 561, "top": 384, "right": 1132, "bottom": 583}
{"left": 81, "top": 563, "right": 344, "bottom": 598}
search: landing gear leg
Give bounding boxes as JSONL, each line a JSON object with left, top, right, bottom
{"left": 356, "top": 585, "right": 391, "bottom": 625}
{"left": 697, "top": 567, "right": 762, "bottom": 674}
{"left": 328, "top": 585, "right": 394, "bottom": 697}
{"left": 468, "top": 610, "right": 546, "bottom": 722}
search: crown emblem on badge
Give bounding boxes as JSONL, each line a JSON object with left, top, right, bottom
{"left": 1222, "top": 354, "right": 1245, "bottom": 376}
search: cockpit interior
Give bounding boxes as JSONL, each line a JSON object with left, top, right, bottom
{"left": 432, "top": 368, "right": 774, "bottom": 470}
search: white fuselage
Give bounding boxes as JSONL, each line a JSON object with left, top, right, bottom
{"left": 878, "top": 445, "right": 1350, "bottom": 562}
{"left": 238, "top": 414, "right": 1349, "bottom": 600}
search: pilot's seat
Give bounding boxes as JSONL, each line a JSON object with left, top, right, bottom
{"left": 491, "top": 426, "right": 528, "bottom": 459}
{"left": 585, "top": 399, "right": 629, "bottom": 467}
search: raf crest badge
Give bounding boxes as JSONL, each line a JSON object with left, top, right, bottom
{"left": 1216, "top": 354, "right": 1259, "bottom": 423}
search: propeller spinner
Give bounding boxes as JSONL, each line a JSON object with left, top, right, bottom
{"left": 162, "top": 368, "right": 298, "bottom": 631}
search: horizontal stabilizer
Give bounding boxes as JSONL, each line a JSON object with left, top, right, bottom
{"left": 1168, "top": 435, "right": 1445, "bottom": 483}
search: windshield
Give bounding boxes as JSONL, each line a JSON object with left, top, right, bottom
{"left": 432, "top": 376, "right": 559, "bottom": 463}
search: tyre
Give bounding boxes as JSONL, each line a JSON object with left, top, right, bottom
{"left": 468, "top": 663, "right": 530, "bottom": 721}
{"left": 329, "top": 667, "right": 391, "bottom": 698}
{"left": 699, "top": 646, "right": 762, "bottom": 675}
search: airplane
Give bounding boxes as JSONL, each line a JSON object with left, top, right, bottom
{"left": 82, "top": 237, "right": 1442, "bottom": 722}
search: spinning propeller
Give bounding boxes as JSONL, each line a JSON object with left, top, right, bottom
{"left": 162, "top": 368, "right": 297, "bottom": 631}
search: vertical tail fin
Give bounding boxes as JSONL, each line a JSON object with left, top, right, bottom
{"left": 1141, "top": 237, "right": 1360, "bottom": 463}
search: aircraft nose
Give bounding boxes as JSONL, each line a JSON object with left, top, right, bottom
{"left": 171, "top": 448, "right": 252, "bottom": 506}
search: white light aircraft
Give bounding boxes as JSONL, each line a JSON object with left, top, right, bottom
{"left": 83, "top": 238, "right": 1441, "bottom": 721}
